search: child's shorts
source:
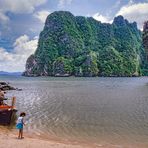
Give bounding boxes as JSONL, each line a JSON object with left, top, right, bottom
{"left": 16, "top": 123, "right": 23, "bottom": 129}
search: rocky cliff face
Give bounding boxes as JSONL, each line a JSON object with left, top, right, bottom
{"left": 141, "top": 21, "right": 148, "bottom": 75}
{"left": 143, "top": 21, "right": 148, "bottom": 57}
{"left": 23, "top": 11, "right": 145, "bottom": 77}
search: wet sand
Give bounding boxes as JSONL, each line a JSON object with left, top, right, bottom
{"left": 0, "top": 128, "right": 88, "bottom": 148}
{"left": 0, "top": 127, "right": 148, "bottom": 148}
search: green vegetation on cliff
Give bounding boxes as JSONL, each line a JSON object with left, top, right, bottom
{"left": 24, "top": 11, "right": 146, "bottom": 77}
{"left": 142, "top": 21, "right": 148, "bottom": 75}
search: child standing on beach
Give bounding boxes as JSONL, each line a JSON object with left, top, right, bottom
{"left": 16, "top": 112, "right": 26, "bottom": 139}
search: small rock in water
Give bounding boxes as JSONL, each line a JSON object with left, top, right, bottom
{"left": 0, "top": 81, "right": 22, "bottom": 91}
{"left": 16, "top": 88, "right": 22, "bottom": 91}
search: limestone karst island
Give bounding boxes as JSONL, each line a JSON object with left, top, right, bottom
{"left": 24, "top": 11, "right": 148, "bottom": 77}
{"left": 0, "top": 1, "right": 148, "bottom": 148}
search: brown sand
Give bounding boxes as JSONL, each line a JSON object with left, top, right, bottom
{"left": 0, "top": 128, "right": 148, "bottom": 148}
{"left": 0, "top": 129, "right": 87, "bottom": 148}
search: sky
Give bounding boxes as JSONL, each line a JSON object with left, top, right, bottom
{"left": 0, "top": 0, "right": 148, "bottom": 72}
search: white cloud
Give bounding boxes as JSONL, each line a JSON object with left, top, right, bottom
{"left": 129, "top": 0, "right": 134, "bottom": 5}
{"left": 0, "top": 0, "right": 47, "bottom": 14}
{"left": 116, "top": 3, "right": 148, "bottom": 29}
{"left": 0, "top": 35, "right": 38, "bottom": 72}
{"left": 58, "top": 0, "right": 72, "bottom": 9}
{"left": 34, "top": 10, "right": 50, "bottom": 23}
{"left": 93, "top": 13, "right": 110, "bottom": 23}
{"left": 0, "top": 0, "right": 47, "bottom": 27}
{"left": 0, "top": 11, "right": 9, "bottom": 24}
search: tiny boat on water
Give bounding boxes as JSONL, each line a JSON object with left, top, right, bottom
{"left": 0, "top": 97, "right": 17, "bottom": 125}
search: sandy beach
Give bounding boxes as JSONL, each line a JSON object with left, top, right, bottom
{"left": 0, "top": 128, "right": 89, "bottom": 148}
{"left": 0, "top": 128, "right": 148, "bottom": 148}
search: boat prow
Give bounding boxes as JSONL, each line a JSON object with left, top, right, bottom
{"left": 0, "top": 97, "right": 17, "bottom": 125}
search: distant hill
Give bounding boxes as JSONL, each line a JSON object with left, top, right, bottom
{"left": 0, "top": 71, "right": 22, "bottom": 76}
{"left": 23, "top": 11, "right": 146, "bottom": 77}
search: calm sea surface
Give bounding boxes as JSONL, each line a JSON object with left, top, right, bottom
{"left": 0, "top": 76, "right": 148, "bottom": 146}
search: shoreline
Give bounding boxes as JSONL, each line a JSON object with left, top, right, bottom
{"left": 1, "top": 77, "right": 148, "bottom": 148}
{"left": 0, "top": 127, "right": 92, "bottom": 148}
{"left": 0, "top": 127, "right": 148, "bottom": 148}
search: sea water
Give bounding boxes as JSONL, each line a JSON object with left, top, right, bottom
{"left": 0, "top": 76, "right": 148, "bottom": 146}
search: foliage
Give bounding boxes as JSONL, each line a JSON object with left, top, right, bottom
{"left": 24, "top": 11, "right": 146, "bottom": 77}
